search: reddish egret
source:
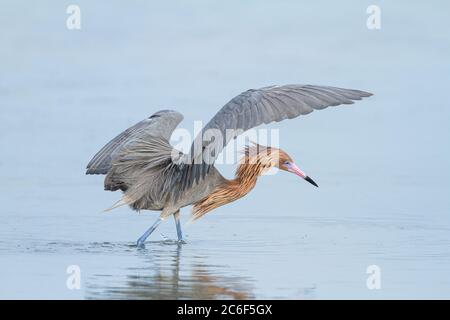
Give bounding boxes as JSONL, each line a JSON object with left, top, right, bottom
{"left": 86, "top": 84, "right": 372, "bottom": 246}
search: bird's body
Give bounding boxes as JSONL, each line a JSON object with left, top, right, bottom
{"left": 86, "top": 84, "right": 372, "bottom": 246}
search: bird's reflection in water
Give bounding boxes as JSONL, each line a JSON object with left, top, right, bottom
{"left": 86, "top": 242, "right": 253, "bottom": 299}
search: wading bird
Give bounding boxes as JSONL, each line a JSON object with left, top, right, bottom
{"left": 86, "top": 85, "right": 372, "bottom": 246}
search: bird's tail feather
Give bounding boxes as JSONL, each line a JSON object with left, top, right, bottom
{"left": 103, "top": 196, "right": 132, "bottom": 212}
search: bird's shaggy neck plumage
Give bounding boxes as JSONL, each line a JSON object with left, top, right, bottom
{"left": 192, "top": 145, "right": 280, "bottom": 220}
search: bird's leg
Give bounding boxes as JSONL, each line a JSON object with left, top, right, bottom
{"left": 136, "top": 217, "right": 163, "bottom": 247}
{"left": 173, "top": 210, "right": 184, "bottom": 243}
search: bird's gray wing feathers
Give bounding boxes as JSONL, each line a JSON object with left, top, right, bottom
{"left": 86, "top": 110, "right": 184, "bottom": 175}
{"left": 181, "top": 84, "right": 372, "bottom": 189}
{"left": 104, "top": 134, "right": 185, "bottom": 209}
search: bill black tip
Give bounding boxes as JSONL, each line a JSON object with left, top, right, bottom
{"left": 305, "top": 176, "right": 319, "bottom": 188}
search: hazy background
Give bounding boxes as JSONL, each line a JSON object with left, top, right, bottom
{"left": 0, "top": 1, "right": 449, "bottom": 299}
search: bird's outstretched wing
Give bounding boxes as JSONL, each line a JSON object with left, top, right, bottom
{"left": 180, "top": 84, "right": 372, "bottom": 189}
{"left": 86, "top": 110, "right": 184, "bottom": 175}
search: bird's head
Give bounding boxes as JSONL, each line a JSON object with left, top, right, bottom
{"left": 275, "top": 149, "right": 319, "bottom": 188}
{"left": 241, "top": 143, "right": 318, "bottom": 188}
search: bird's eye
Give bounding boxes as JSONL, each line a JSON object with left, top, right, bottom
{"left": 284, "top": 161, "right": 290, "bottom": 165}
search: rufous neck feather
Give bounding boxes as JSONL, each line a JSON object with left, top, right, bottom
{"left": 192, "top": 145, "right": 279, "bottom": 220}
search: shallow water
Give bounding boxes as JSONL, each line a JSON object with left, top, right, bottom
{"left": 2, "top": 210, "right": 450, "bottom": 299}
{"left": 1, "top": 1, "right": 449, "bottom": 299}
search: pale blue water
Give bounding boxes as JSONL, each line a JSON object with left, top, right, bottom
{"left": 0, "top": 1, "right": 449, "bottom": 299}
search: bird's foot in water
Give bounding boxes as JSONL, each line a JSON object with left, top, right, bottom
{"left": 136, "top": 237, "right": 147, "bottom": 248}
{"left": 135, "top": 217, "right": 164, "bottom": 248}
{"left": 136, "top": 236, "right": 186, "bottom": 247}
